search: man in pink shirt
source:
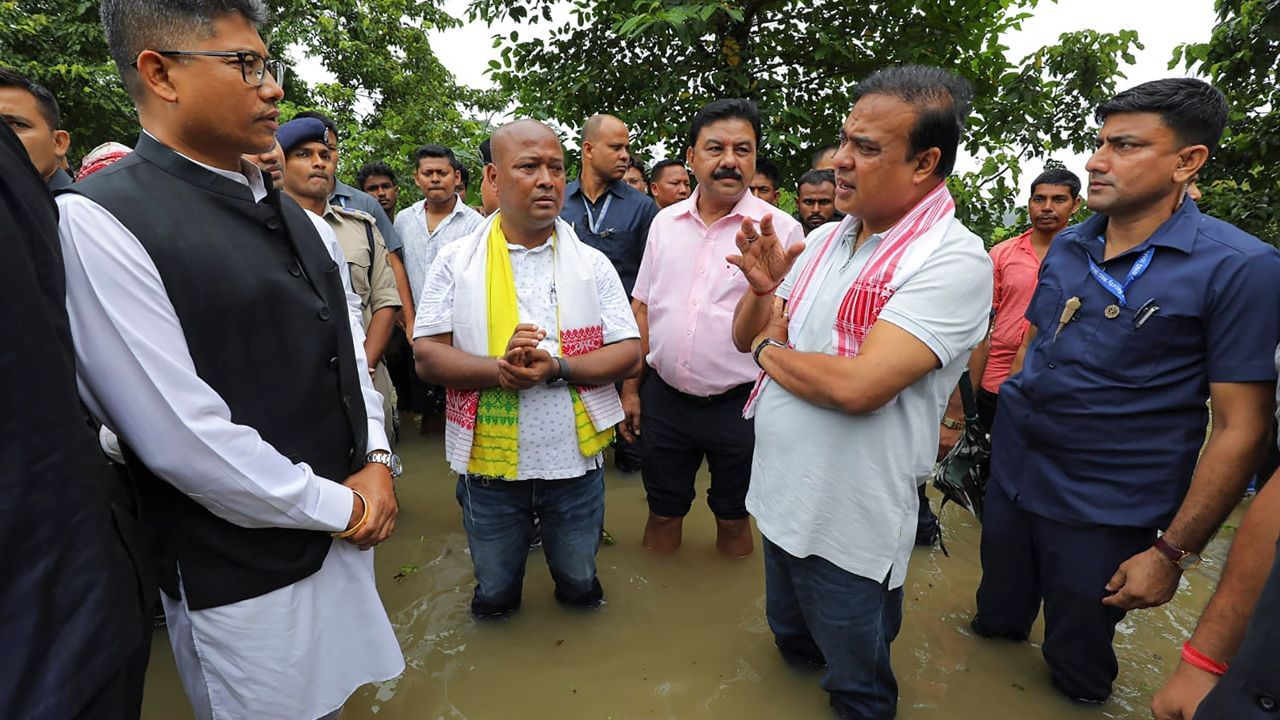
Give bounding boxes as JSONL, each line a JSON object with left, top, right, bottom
{"left": 968, "top": 168, "right": 1080, "bottom": 430}
{"left": 621, "top": 99, "right": 804, "bottom": 557}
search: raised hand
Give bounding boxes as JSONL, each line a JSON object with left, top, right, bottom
{"left": 726, "top": 214, "right": 805, "bottom": 294}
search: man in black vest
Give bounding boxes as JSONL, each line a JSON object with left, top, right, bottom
{"left": 1, "top": 122, "right": 150, "bottom": 720}
{"left": 57, "top": 1, "right": 404, "bottom": 717}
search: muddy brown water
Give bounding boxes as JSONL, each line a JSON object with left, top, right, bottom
{"left": 140, "top": 429, "right": 1244, "bottom": 719}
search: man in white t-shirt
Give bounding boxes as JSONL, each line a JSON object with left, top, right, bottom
{"left": 730, "top": 65, "right": 992, "bottom": 718}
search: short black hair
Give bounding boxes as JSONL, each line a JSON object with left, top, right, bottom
{"left": 100, "top": 0, "right": 267, "bottom": 101}
{"left": 627, "top": 157, "right": 647, "bottom": 182}
{"left": 754, "top": 157, "right": 781, "bottom": 188}
{"left": 1095, "top": 78, "right": 1228, "bottom": 153}
{"left": 0, "top": 67, "right": 61, "bottom": 129}
{"left": 1029, "top": 168, "right": 1080, "bottom": 198}
{"left": 649, "top": 158, "right": 686, "bottom": 184}
{"left": 411, "top": 144, "right": 459, "bottom": 172}
{"left": 688, "top": 98, "right": 761, "bottom": 150}
{"left": 293, "top": 110, "right": 338, "bottom": 142}
{"left": 851, "top": 64, "right": 972, "bottom": 178}
{"left": 797, "top": 169, "right": 835, "bottom": 191}
{"left": 458, "top": 164, "right": 470, "bottom": 188}
{"left": 810, "top": 146, "right": 837, "bottom": 167}
{"left": 356, "top": 161, "right": 397, "bottom": 188}
{"left": 478, "top": 138, "right": 493, "bottom": 165}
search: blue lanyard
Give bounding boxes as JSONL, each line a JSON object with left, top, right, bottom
{"left": 1087, "top": 236, "right": 1154, "bottom": 307}
{"left": 582, "top": 193, "right": 613, "bottom": 235}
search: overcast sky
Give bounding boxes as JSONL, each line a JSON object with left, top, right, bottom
{"left": 302, "top": 0, "right": 1217, "bottom": 181}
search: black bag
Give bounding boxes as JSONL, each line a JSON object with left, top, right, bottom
{"left": 931, "top": 370, "right": 991, "bottom": 522}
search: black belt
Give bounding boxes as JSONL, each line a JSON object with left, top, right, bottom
{"left": 652, "top": 372, "right": 753, "bottom": 407}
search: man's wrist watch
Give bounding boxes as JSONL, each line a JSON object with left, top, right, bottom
{"left": 366, "top": 450, "right": 402, "bottom": 479}
{"left": 1154, "top": 536, "right": 1201, "bottom": 571}
{"left": 941, "top": 416, "right": 963, "bottom": 430}
{"left": 753, "top": 338, "right": 786, "bottom": 369}
{"left": 546, "top": 356, "right": 570, "bottom": 386}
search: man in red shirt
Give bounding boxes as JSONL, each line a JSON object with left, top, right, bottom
{"left": 963, "top": 168, "right": 1081, "bottom": 431}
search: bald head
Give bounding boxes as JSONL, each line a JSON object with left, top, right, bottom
{"left": 580, "top": 114, "right": 632, "bottom": 185}
{"left": 486, "top": 119, "right": 567, "bottom": 236}
{"left": 582, "top": 113, "right": 626, "bottom": 143}
{"left": 490, "top": 119, "right": 562, "bottom": 166}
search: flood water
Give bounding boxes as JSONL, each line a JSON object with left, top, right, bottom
{"left": 140, "top": 428, "right": 1244, "bottom": 719}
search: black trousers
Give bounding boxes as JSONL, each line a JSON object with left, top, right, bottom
{"left": 639, "top": 373, "right": 754, "bottom": 519}
{"left": 976, "top": 387, "right": 999, "bottom": 433}
{"left": 973, "top": 483, "right": 1155, "bottom": 702}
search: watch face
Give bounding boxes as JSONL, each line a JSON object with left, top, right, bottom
{"left": 390, "top": 454, "right": 403, "bottom": 477}
{"left": 1179, "top": 553, "right": 1202, "bottom": 571}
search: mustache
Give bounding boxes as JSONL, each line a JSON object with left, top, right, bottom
{"left": 712, "top": 168, "right": 743, "bottom": 181}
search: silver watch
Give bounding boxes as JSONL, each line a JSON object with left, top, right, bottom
{"left": 366, "top": 450, "right": 402, "bottom": 478}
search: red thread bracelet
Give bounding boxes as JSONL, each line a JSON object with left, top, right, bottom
{"left": 1181, "top": 641, "right": 1228, "bottom": 676}
{"left": 752, "top": 281, "right": 783, "bottom": 296}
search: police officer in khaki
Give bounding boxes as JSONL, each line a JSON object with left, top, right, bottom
{"left": 277, "top": 118, "right": 402, "bottom": 439}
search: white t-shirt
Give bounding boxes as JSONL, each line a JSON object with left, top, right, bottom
{"left": 747, "top": 218, "right": 992, "bottom": 588}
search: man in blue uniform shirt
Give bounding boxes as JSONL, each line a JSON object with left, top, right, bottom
{"left": 973, "top": 78, "right": 1280, "bottom": 704}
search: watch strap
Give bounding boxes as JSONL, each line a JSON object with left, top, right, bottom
{"left": 1154, "top": 537, "right": 1188, "bottom": 565}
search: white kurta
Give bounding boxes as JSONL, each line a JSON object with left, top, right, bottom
{"left": 57, "top": 154, "right": 404, "bottom": 720}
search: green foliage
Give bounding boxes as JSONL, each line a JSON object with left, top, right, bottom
{"left": 0, "top": 0, "right": 137, "bottom": 155}
{"left": 1, "top": 0, "right": 493, "bottom": 207}
{"left": 469, "top": 0, "right": 1142, "bottom": 241}
{"left": 1172, "top": 0, "right": 1280, "bottom": 242}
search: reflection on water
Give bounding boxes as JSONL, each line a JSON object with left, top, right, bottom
{"left": 141, "top": 431, "right": 1242, "bottom": 719}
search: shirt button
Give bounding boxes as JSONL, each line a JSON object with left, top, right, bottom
{"left": 342, "top": 395, "right": 352, "bottom": 409}
{"left": 318, "top": 306, "right": 331, "bottom": 321}
{"left": 692, "top": 300, "right": 699, "bottom": 306}
{"left": 288, "top": 260, "right": 302, "bottom": 277}
{"left": 1258, "top": 695, "right": 1277, "bottom": 712}
{"left": 265, "top": 217, "right": 281, "bottom": 230}
{"left": 1048, "top": 362, "right": 1057, "bottom": 369}
{"left": 328, "top": 356, "right": 339, "bottom": 370}
{"left": 687, "top": 330, "right": 693, "bottom": 336}
{"left": 681, "top": 361, "right": 690, "bottom": 367}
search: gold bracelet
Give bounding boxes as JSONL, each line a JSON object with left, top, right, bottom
{"left": 332, "top": 488, "right": 370, "bottom": 539}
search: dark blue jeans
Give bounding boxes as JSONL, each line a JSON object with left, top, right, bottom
{"left": 456, "top": 468, "right": 605, "bottom": 617}
{"left": 763, "top": 537, "right": 903, "bottom": 719}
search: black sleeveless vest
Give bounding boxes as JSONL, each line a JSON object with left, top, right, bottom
{"left": 70, "top": 133, "right": 368, "bottom": 610}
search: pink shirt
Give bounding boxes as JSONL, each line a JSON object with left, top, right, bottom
{"left": 633, "top": 189, "right": 804, "bottom": 396}
{"left": 981, "top": 229, "right": 1043, "bottom": 393}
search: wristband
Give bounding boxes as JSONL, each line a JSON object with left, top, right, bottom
{"left": 752, "top": 281, "right": 783, "bottom": 296}
{"left": 753, "top": 338, "right": 786, "bottom": 369}
{"left": 333, "top": 488, "right": 370, "bottom": 539}
{"left": 1181, "top": 641, "right": 1228, "bottom": 676}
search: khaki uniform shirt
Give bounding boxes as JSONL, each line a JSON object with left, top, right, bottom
{"left": 322, "top": 205, "right": 402, "bottom": 440}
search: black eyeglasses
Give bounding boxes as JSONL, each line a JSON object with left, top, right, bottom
{"left": 141, "top": 50, "right": 286, "bottom": 87}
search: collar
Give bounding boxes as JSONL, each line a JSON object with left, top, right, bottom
{"left": 566, "top": 177, "right": 627, "bottom": 203}
{"left": 330, "top": 179, "right": 357, "bottom": 203}
{"left": 46, "top": 167, "right": 73, "bottom": 190}
{"left": 678, "top": 186, "right": 765, "bottom": 224}
{"left": 133, "top": 131, "right": 267, "bottom": 202}
{"left": 1067, "top": 198, "right": 1200, "bottom": 257}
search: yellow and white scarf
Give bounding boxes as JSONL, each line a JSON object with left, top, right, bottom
{"left": 444, "top": 213, "right": 623, "bottom": 478}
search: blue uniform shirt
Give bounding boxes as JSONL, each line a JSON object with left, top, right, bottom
{"left": 992, "top": 199, "right": 1280, "bottom": 529}
{"left": 560, "top": 178, "right": 657, "bottom": 296}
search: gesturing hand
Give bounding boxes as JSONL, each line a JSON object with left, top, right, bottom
{"left": 505, "top": 323, "right": 547, "bottom": 367}
{"left": 341, "top": 462, "right": 397, "bottom": 551}
{"left": 499, "top": 348, "right": 556, "bottom": 391}
{"left": 726, "top": 214, "right": 805, "bottom": 294}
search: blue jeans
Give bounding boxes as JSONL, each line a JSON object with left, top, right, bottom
{"left": 763, "top": 537, "right": 903, "bottom": 719}
{"left": 456, "top": 468, "right": 605, "bottom": 617}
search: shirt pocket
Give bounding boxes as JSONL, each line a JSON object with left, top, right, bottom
{"left": 1084, "top": 307, "right": 1194, "bottom": 384}
{"left": 346, "top": 246, "right": 372, "bottom": 307}
{"left": 1026, "top": 281, "right": 1064, "bottom": 333}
